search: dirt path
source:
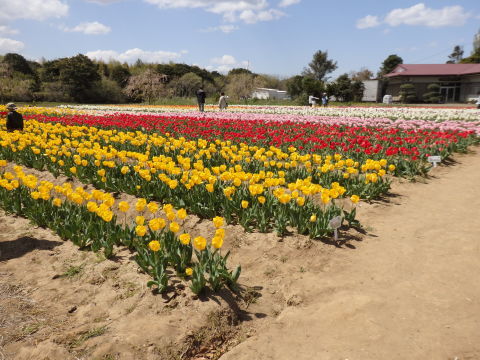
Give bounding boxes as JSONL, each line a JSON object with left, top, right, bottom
{"left": 221, "top": 151, "right": 480, "bottom": 360}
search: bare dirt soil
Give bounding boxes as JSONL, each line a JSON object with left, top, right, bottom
{"left": 1, "top": 150, "right": 479, "bottom": 360}
{"left": 221, "top": 150, "right": 480, "bottom": 360}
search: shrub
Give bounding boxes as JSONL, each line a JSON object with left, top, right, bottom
{"left": 399, "top": 83, "right": 416, "bottom": 103}
{"left": 422, "top": 83, "right": 440, "bottom": 103}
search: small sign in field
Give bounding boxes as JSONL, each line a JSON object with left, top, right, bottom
{"left": 329, "top": 216, "right": 343, "bottom": 241}
{"left": 427, "top": 156, "right": 442, "bottom": 167}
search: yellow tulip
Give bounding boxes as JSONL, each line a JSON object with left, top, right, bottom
{"left": 147, "top": 201, "right": 159, "bottom": 214}
{"left": 278, "top": 193, "right": 291, "bottom": 204}
{"left": 212, "top": 216, "right": 224, "bottom": 228}
{"left": 215, "top": 228, "right": 225, "bottom": 238}
{"left": 179, "top": 233, "right": 191, "bottom": 245}
{"left": 350, "top": 195, "right": 360, "bottom": 204}
{"left": 193, "top": 236, "right": 207, "bottom": 251}
{"left": 135, "top": 225, "right": 147, "bottom": 237}
{"left": 135, "top": 198, "right": 147, "bottom": 212}
{"left": 148, "top": 240, "right": 161, "bottom": 252}
{"left": 87, "top": 201, "right": 98, "bottom": 212}
{"left": 52, "top": 198, "right": 62, "bottom": 207}
{"left": 212, "top": 236, "right": 223, "bottom": 249}
{"left": 118, "top": 201, "right": 130, "bottom": 212}
{"left": 169, "top": 221, "right": 180, "bottom": 233}
{"left": 296, "top": 197, "right": 305, "bottom": 206}
{"left": 177, "top": 208, "right": 187, "bottom": 220}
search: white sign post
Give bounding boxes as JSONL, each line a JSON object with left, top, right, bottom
{"left": 329, "top": 216, "right": 343, "bottom": 241}
{"left": 427, "top": 155, "right": 442, "bottom": 168}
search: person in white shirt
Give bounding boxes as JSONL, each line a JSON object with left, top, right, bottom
{"left": 308, "top": 95, "right": 319, "bottom": 107}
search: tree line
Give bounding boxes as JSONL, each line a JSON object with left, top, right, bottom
{"left": 0, "top": 53, "right": 287, "bottom": 104}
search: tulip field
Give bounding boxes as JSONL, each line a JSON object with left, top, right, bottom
{"left": 1, "top": 104, "right": 479, "bottom": 297}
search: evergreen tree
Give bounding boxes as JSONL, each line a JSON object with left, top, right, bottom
{"left": 446, "top": 45, "right": 464, "bottom": 64}
{"left": 302, "top": 50, "right": 337, "bottom": 82}
{"left": 378, "top": 54, "right": 403, "bottom": 78}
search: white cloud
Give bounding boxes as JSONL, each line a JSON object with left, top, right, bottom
{"left": 86, "top": 48, "right": 183, "bottom": 63}
{"left": 385, "top": 3, "right": 470, "bottom": 27}
{"left": 212, "top": 55, "right": 237, "bottom": 65}
{"left": 357, "top": 3, "right": 471, "bottom": 30}
{"left": 0, "top": 25, "right": 18, "bottom": 35}
{"left": 201, "top": 25, "right": 239, "bottom": 33}
{"left": 0, "top": 0, "right": 68, "bottom": 21}
{"left": 63, "top": 21, "right": 111, "bottom": 35}
{"left": 239, "top": 9, "right": 284, "bottom": 24}
{"left": 356, "top": 15, "right": 380, "bottom": 29}
{"left": 0, "top": 37, "right": 25, "bottom": 53}
{"left": 278, "top": 0, "right": 300, "bottom": 7}
{"left": 357, "top": 3, "right": 473, "bottom": 29}
{"left": 209, "top": 54, "right": 249, "bottom": 73}
{"left": 144, "top": 0, "right": 286, "bottom": 23}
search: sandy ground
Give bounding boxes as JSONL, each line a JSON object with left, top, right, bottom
{"left": 0, "top": 150, "right": 479, "bottom": 359}
{"left": 221, "top": 150, "right": 480, "bottom": 360}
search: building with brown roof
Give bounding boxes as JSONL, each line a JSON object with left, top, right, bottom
{"left": 384, "top": 64, "right": 480, "bottom": 103}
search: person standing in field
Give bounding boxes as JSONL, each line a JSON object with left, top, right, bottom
{"left": 218, "top": 92, "right": 228, "bottom": 110}
{"left": 308, "top": 95, "right": 319, "bottom": 107}
{"left": 5, "top": 103, "right": 24, "bottom": 132}
{"left": 476, "top": 95, "right": 480, "bottom": 109}
{"left": 321, "top": 93, "right": 329, "bottom": 107}
{"left": 196, "top": 87, "right": 206, "bottom": 112}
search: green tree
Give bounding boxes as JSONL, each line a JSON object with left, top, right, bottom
{"left": 378, "top": 54, "right": 403, "bottom": 78}
{"left": 110, "top": 64, "right": 131, "bottom": 87}
{"left": 2, "top": 53, "right": 34, "bottom": 76}
{"left": 301, "top": 77, "right": 324, "bottom": 97}
{"left": 399, "top": 83, "right": 416, "bottom": 103}
{"left": 422, "top": 83, "right": 440, "bottom": 103}
{"left": 228, "top": 68, "right": 254, "bottom": 76}
{"left": 286, "top": 75, "right": 305, "bottom": 98}
{"left": 59, "top": 54, "right": 101, "bottom": 102}
{"left": 446, "top": 45, "right": 464, "bottom": 64}
{"left": 302, "top": 50, "right": 337, "bottom": 81}
{"left": 89, "top": 78, "right": 126, "bottom": 103}
{"left": 169, "top": 72, "right": 203, "bottom": 97}
{"left": 460, "top": 48, "right": 480, "bottom": 64}
{"left": 333, "top": 74, "right": 353, "bottom": 102}
{"left": 351, "top": 80, "right": 365, "bottom": 102}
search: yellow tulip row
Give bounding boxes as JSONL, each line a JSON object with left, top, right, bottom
{"left": 0, "top": 105, "right": 83, "bottom": 116}
{"left": 0, "top": 162, "right": 226, "bottom": 251}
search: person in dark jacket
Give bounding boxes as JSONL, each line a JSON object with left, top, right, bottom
{"left": 6, "top": 103, "right": 24, "bottom": 132}
{"left": 196, "top": 87, "right": 206, "bottom": 112}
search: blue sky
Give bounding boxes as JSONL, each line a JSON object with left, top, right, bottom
{"left": 0, "top": 0, "right": 479, "bottom": 79}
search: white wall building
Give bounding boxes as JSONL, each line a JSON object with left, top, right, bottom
{"left": 252, "top": 88, "right": 290, "bottom": 100}
{"left": 362, "top": 80, "right": 381, "bottom": 102}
